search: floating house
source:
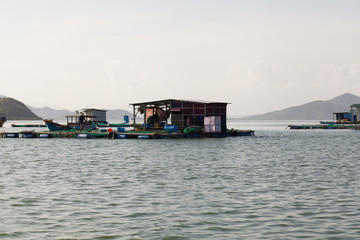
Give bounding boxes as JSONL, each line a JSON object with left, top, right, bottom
{"left": 81, "top": 108, "right": 107, "bottom": 123}
{"left": 332, "top": 112, "right": 353, "bottom": 122}
{"left": 323, "top": 104, "right": 360, "bottom": 123}
{"left": 130, "top": 99, "right": 228, "bottom": 133}
{"left": 290, "top": 103, "right": 360, "bottom": 129}
{"left": 2, "top": 101, "right": 255, "bottom": 138}
{"left": 350, "top": 104, "right": 360, "bottom": 121}
{"left": 66, "top": 108, "right": 107, "bottom": 126}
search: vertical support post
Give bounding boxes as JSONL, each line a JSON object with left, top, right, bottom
{"left": 166, "top": 104, "right": 169, "bottom": 125}
{"left": 144, "top": 105, "right": 147, "bottom": 127}
{"left": 133, "top": 105, "right": 136, "bottom": 128}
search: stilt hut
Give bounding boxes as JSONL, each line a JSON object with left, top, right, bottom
{"left": 350, "top": 104, "right": 360, "bottom": 122}
{"left": 65, "top": 108, "right": 107, "bottom": 126}
{"left": 130, "top": 99, "right": 228, "bottom": 132}
{"left": 81, "top": 108, "right": 107, "bottom": 123}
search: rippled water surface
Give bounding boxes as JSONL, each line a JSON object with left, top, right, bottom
{"left": 1, "top": 121, "right": 360, "bottom": 239}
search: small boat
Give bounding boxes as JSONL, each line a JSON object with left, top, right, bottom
{"left": 0, "top": 113, "right": 6, "bottom": 127}
{"left": 44, "top": 117, "right": 98, "bottom": 131}
{"left": 44, "top": 119, "right": 73, "bottom": 131}
{"left": 44, "top": 108, "right": 110, "bottom": 131}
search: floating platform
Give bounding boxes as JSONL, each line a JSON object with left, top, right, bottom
{"left": 319, "top": 121, "right": 360, "bottom": 125}
{"left": 287, "top": 124, "right": 359, "bottom": 130}
{"left": 0, "top": 129, "right": 255, "bottom": 139}
{"left": 108, "top": 123, "right": 135, "bottom": 127}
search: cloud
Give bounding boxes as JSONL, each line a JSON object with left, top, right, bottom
{"left": 2, "top": 1, "right": 360, "bottom": 115}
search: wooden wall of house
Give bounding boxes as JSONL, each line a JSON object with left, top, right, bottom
{"left": 169, "top": 101, "right": 227, "bottom": 131}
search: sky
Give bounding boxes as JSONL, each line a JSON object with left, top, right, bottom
{"left": 1, "top": 0, "right": 360, "bottom": 115}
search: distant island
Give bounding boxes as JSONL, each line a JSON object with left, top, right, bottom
{"left": 0, "top": 97, "right": 41, "bottom": 120}
{"left": 241, "top": 93, "right": 360, "bottom": 120}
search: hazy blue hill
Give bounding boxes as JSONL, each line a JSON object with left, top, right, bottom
{"left": 243, "top": 93, "right": 360, "bottom": 120}
{"left": 0, "top": 97, "right": 41, "bottom": 120}
{"left": 327, "top": 93, "right": 360, "bottom": 107}
{"left": 28, "top": 106, "right": 75, "bottom": 120}
{"left": 106, "top": 109, "right": 135, "bottom": 122}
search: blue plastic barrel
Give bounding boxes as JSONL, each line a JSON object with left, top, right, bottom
{"left": 117, "top": 127, "right": 125, "bottom": 132}
{"left": 6, "top": 133, "right": 19, "bottom": 138}
{"left": 77, "top": 133, "right": 90, "bottom": 139}
{"left": 138, "top": 135, "right": 150, "bottom": 139}
{"left": 22, "top": 133, "right": 37, "bottom": 138}
{"left": 164, "top": 125, "right": 178, "bottom": 132}
{"left": 117, "top": 134, "right": 127, "bottom": 139}
{"left": 124, "top": 115, "right": 129, "bottom": 123}
{"left": 39, "top": 133, "right": 53, "bottom": 138}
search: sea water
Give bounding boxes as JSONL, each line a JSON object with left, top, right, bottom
{"left": 0, "top": 120, "right": 359, "bottom": 239}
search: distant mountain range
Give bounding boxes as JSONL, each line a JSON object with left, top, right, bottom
{"left": 242, "top": 93, "right": 360, "bottom": 120}
{"left": 27, "top": 106, "right": 74, "bottom": 120}
{"left": 1, "top": 93, "right": 360, "bottom": 121}
{"left": 28, "top": 106, "right": 135, "bottom": 122}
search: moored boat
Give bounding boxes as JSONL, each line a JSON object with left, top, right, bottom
{"left": 44, "top": 108, "right": 108, "bottom": 131}
{"left": 44, "top": 119, "right": 73, "bottom": 131}
{"left": 44, "top": 117, "right": 99, "bottom": 131}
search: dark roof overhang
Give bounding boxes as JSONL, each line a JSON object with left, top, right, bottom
{"left": 129, "top": 99, "right": 229, "bottom": 107}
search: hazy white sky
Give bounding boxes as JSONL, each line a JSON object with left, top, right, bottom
{"left": 1, "top": 0, "right": 360, "bottom": 115}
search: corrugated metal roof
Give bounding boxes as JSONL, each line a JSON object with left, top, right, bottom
{"left": 129, "top": 99, "right": 229, "bottom": 106}
{"left": 81, "top": 108, "right": 107, "bottom": 112}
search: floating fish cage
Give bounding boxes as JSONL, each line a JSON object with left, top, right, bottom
{"left": 0, "top": 128, "right": 255, "bottom": 140}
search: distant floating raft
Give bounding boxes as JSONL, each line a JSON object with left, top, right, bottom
{"left": 11, "top": 124, "right": 46, "bottom": 127}
{"left": 287, "top": 124, "right": 358, "bottom": 130}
